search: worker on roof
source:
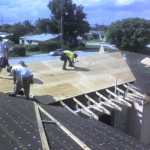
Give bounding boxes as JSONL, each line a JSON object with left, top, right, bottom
{"left": 60, "top": 50, "right": 78, "bottom": 70}
{"left": 0, "top": 36, "right": 9, "bottom": 74}
{"left": 6, "top": 65, "right": 33, "bottom": 100}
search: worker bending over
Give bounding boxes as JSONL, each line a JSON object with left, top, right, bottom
{"left": 6, "top": 65, "right": 33, "bottom": 99}
{"left": 60, "top": 50, "right": 78, "bottom": 70}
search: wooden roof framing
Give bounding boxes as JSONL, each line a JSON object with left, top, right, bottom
{"left": 0, "top": 52, "right": 136, "bottom": 102}
{"left": 59, "top": 83, "right": 145, "bottom": 120}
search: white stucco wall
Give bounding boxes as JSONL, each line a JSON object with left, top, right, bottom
{"left": 141, "top": 101, "right": 150, "bottom": 145}
{"left": 127, "top": 102, "right": 143, "bottom": 139}
{"left": 114, "top": 105, "right": 129, "bottom": 133}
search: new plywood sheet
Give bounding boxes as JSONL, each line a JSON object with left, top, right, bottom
{"left": 0, "top": 52, "right": 135, "bottom": 101}
{"left": 141, "top": 57, "right": 150, "bottom": 67}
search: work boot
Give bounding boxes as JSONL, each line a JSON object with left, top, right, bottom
{"left": 8, "top": 92, "right": 16, "bottom": 97}
{"left": 18, "top": 90, "right": 24, "bottom": 96}
{"left": 25, "top": 95, "right": 29, "bottom": 100}
{"left": 69, "top": 64, "right": 74, "bottom": 67}
{"left": 62, "top": 67, "right": 67, "bottom": 70}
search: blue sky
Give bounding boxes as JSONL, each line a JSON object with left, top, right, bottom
{"left": 0, "top": 0, "right": 150, "bottom": 26}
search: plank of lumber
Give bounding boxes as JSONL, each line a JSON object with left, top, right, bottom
{"left": 60, "top": 101, "right": 78, "bottom": 115}
{"left": 106, "top": 89, "right": 132, "bottom": 107}
{"left": 34, "top": 102, "right": 50, "bottom": 150}
{"left": 85, "top": 94, "right": 111, "bottom": 115}
{"left": 96, "top": 91, "right": 122, "bottom": 111}
{"left": 37, "top": 103, "right": 91, "bottom": 150}
{"left": 123, "top": 84, "right": 144, "bottom": 98}
{"left": 73, "top": 97, "right": 99, "bottom": 120}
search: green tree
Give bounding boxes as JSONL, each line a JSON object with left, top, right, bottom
{"left": 35, "top": 18, "right": 53, "bottom": 33}
{"left": 0, "top": 24, "right": 12, "bottom": 32}
{"left": 106, "top": 18, "right": 150, "bottom": 52}
{"left": 8, "top": 22, "right": 26, "bottom": 43}
{"left": 91, "top": 24, "right": 108, "bottom": 31}
{"left": 22, "top": 20, "right": 35, "bottom": 34}
{"left": 48, "top": 0, "right": 90, "bottom": 47}
{"left": 0, "top": 21, "right": 35, "bottom": 44}
{"left": 8, "top": 21, "right": 35, "bottom": 44}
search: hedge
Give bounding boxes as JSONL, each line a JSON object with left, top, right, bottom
{"left": 38, "top": 41, "right": 59, "bottom": 53}
{"left": 13, "top": 45, "right": 26, "bottom": 56}
{"left": 26, "top": 45, "right": 40, "bottom": 52}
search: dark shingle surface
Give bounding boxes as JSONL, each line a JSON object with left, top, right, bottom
{"left": 41, "top": 104, "right": 150, "bottom": 150}
{"left": 0, "top": 92, "right": 150, "bottom": 150}
{"left": 0, "top": 92, "right": 42, "bottom": 150}
{"left": 125, "top": 52, "right": 150, "bottom": 95}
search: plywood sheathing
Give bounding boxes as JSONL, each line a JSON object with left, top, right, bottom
{"left": 0, "top": 52, "right": 135, "bottom": 101}
{"left": 141, "top": 57, "right": 150, "bottom": 67}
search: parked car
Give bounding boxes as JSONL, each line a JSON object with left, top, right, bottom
{"left": 49, "top": 49, "right": 63, "bottom": 56}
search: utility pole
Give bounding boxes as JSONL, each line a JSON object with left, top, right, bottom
{"left": 61, "top": 0, "right": 64, "bottom": 50}
{"left": 1, "top": 12, "right": 3, "bottom": 25}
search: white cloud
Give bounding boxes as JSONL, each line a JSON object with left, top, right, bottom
{"left": 114, "top": 0, "right": 146, "bottom": 6}
{"left": 74, "top": 0, "right": 103, "bottom": 6}
{"left": 74, "top": 0, "right": 148, "bottom": 7}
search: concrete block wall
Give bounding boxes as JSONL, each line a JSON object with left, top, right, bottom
{"left": 113, "top": 105, "right": 129, "bottom": 133}
{"left": 141, "top": 101, "right": 150, "bottom": 145}
{"left": 126, "top": 102, "right": 142, "bottom": 140}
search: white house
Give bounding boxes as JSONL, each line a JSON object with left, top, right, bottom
{"left": 0, "top": 31, "right": 13, "bottom": 38}
{"left": 19, "top": 33, "right": 58, "bottom": 45}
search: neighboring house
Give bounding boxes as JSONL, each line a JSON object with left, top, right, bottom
{"left": 84, "top": 30, "right": 106, "bottom": 41}
{"left": 84, "top": 32, "right": 93, "bottom": 40}
{"left": 4, "top": 38, "right": 14, "bottom": 46}
{"left": 77, "top": 36, "right": 86, "bottom": 47}
{"left": 146, "top": 44, "right": 150, "bottom": 48}
{"left": 77, "top": 35, "right": 84, "bottom": 43}
{"left": 0, "top": 31, "right": 13, "bottom": 38}
{"left": 77, "top": 36, "right": 83, "bottom": 41}
{"left": 19, "top": 33, "right": 58, "bottom": 45}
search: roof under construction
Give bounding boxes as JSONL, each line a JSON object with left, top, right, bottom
{"left": 1, "top": 52, "right": 135, "bottom": 102}
{"left": 0, "top": 92, "right": 149, "bottom": 150}
{"left": 0, "top": 51, "right": 150, "bottom": 150}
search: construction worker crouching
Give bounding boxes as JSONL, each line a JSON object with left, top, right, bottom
{"left": 6, "top": 65, "right": 33, "bottom": 100}
{"left": 60, "top": 50, "right": 78, "bottom": 70}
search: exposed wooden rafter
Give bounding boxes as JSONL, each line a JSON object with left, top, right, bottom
{"left": 106, "top": 89, "right": 132, "bottom": 107}
{"left": 73, "top": 97, "right": 99, "bottom": 120}
{"left": 34, "top": 102, "right": 91, "bottom": 150}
